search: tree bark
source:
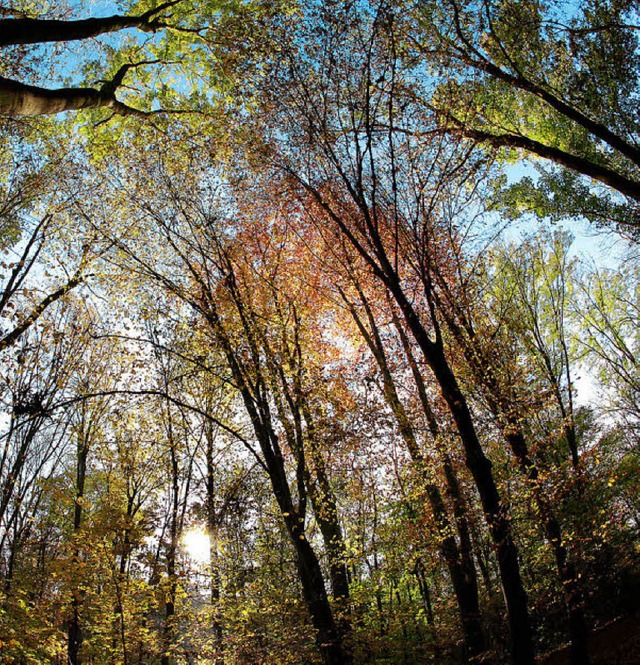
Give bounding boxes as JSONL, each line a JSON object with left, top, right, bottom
{"left": 0, "top": 270, "right": 84, "bottom": 350}
{"left": 299, "top": 178, "right": 535, "bottom": 664}
{"left": 424, "top": 343, "right": 534, "bottom": 665}
{"left": 0, "top": 1, "right": 179, "bottom": 46}
{"left": 381, "top": 260, "right": 534, "bottom": 664}
{"left": 204, "top": 420, "right": 224, "bottom": 664}
{"left": 0, "top": 75, "right": 150, "bottom": 117}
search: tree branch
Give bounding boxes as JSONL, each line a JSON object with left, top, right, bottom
{"left": 0, "top": 271, "right": 86, "bottom": 352}
{"left": 451, "top": 124, "right": 640, "bottom": 202}
{"left": 0, "top": 61, "right": 176, "bottom": 117}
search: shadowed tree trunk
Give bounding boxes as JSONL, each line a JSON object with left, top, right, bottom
{"left": 0, "top": 2, "right": 179, "bottom": 46}
{"left": 69, "top": 413, "right": 90, "bottom": 665}
{"left": 345, "top": 287, "right": 488, "bottom": 662}
{"left": 296, "top": 171, "right": 535, "bottom": 663}
{"left": 198, "top": 282, "right": 350, "bottom": 665}
{"left": 433, "top": 274, "right": 591, "bottom": 665}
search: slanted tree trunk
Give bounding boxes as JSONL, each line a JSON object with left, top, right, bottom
{"left": 302, "top": 414, "right": 352, "bottom": 649}
{"left": 0, "top": 2, "right": 179, "bottom": 47}
{"left": 298, "top": 174, "right": 535, "bottom": 664}
{"left": 201, "top": 299, "right": 349, "bottom": 665}
{"left": 0, "top": 75, "right": 155, "bottom": 117}
{"left": 425, "top": 335, "right": 534, "bottom": 665}
{"left": 437, "top": 294, "right": 590, "bottom": 665}
{"left": 238, "top": 285, "right": 353, "bottom": 660}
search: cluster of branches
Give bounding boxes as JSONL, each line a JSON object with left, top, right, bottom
{"left": 1, "top": 2, "right": 640, "bottom": 665}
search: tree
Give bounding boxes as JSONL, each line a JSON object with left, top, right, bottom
{"left": 429, "top": 227, "right": 591, "bottom": 664}
{"left": 407, "top": 0, "right": 640, "bottom": 226}
{"left": 1, "top": 0, "right": 639, "bottom": 661}
{"left": 575, "top": 255, "right": 640, "bottom": 425}
{"left": 0, "top": 1, "right": 189, "bottom": 116}
{"left": 336, "top": 266, "right": 487, "bottom": 661}
{"left": 100, "top": 155, "right": 353, "bottom": 664}
{"left": 253, "top": 4, "right": 536, "bottom": 661}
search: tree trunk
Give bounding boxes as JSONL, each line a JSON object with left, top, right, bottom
{"left": 0, "top": 2, "right": 178, "bottom": 47}
{"left": 504, "top": 428, "right": 590, "bottom": 665}
{"left": 0, "top": 75, "right": 154, "bottom": 117}
{"left": 305, "top": 181, "right": 535, "bottom": 663}
{"left": 426, "top": 342, "right": 535, "bottom": 665}
{"left": 441, "top": 303, "right": 590, "bottom": 665}
{"left": 205, "top": 303, "right": 349, "bottom": 665}
{"left": 267, "top": 441, "right": 349, "bottom": 665}
{"left": 349, "top": 297, "right": 487, "bottom": 661}
{"left": 385, "top": 268, "right": 534, "bottom": 664}
{"left": 456, "top": 126, "right": 640, "bottom": 202}
{"left": 300, "top": 405, "right": 352, "bottom": 646}
{"left": 69, "top": 430, "right": 88, "bottom": 665}
{"left": 205, "top": 424, "right": 224, "bottom": 664}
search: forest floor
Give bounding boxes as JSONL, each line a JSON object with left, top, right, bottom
{"left": 539, "top": 612, "right": 640, "bottom": 664}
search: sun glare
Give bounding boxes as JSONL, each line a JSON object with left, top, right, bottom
{"left": 183, "top": 528, "right": 211, "bottom": 564}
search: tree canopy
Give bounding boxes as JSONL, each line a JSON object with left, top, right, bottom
{"left": 1, "top": 2, "right": 639, "bottom": 665}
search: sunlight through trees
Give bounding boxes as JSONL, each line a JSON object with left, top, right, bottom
{"left": 0, "top": 1, "right": 639, "bottom": 665}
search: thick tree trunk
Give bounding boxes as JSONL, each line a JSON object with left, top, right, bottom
{"left": 0, "top": 1, "right": 179, "bottom": 46}
{"left": 426, "top": 343, "right": 535, "bottom": 665}
{"left": 391, "top": 306, "right": 488, "bottom": 660}
{"left": 0, "top": 76, "right": 144, "bottom": 116}
{"left": 306, "top": 454, "right": 352, "bottom": 636}
{"left": 68, "top": 600, "right": 82, "bottom": 665}
{"left": 379, "top": 267, "right": 534, "bottom": 663}
{"left": 457, "top": 126, "right": 640, "bottom": 202}
{"left": 288, "top": 517, "right": 347, "bottom": 665}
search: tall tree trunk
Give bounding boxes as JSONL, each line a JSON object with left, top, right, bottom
{"left": 0, "top": 75, "right": 151, "bottom": 117}
{"left": 301, "top": 405, "right": 352, "bottom": 645}
{"left": 69, "top": 429, "right": 88, "bottom": 665}
{"left": 426, "top": 340, "right": 534, "bottom": 665}
{"left": 161, "top": 427, "right": 180, "bottom": 665}
{"left": 440, "top": 301, "right": 590, "bottom": 665}
{"left": 301, "top": 177, "right": 535, "bottom": 663}
{"left": 204, "top": 303, "right": 349, "bottom": 665}
{"left": 385, "top": 262, "right": 534, "bottom": 664}
{"left": 348, "top": 295, "right": 487, "bottom": 661}
{"left": 269, "top": 444, "right": 348, "bottom": 665}
{"left": 504, "top": 426, "right": 589, "bottom": 665}
{"left": 205, "top": 423, "right": 224, "bottom": 664}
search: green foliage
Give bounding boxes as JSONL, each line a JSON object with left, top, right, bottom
{"left": 1, "top": 2, "right": 640, "bottom": 664}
